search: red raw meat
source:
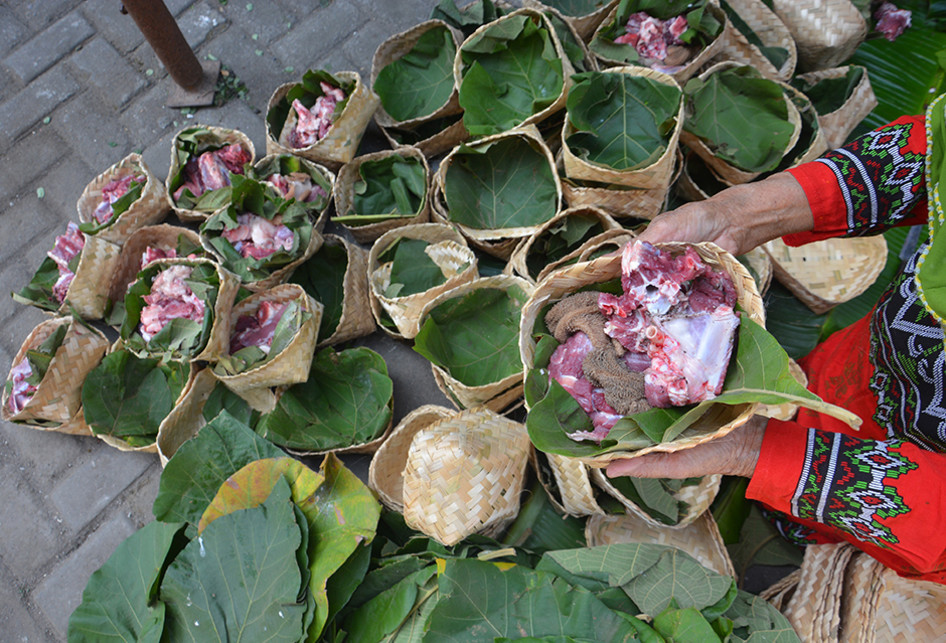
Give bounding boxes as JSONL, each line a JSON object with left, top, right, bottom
{"left": 138, "top": 265, "right": 206, "bottom": 342}
{"left": 229, "top": 300, "right": 289, "bottom": 355}
{"left": 48, "top": 222, "right": 85, "bottom": 303}
{"left": 287, "top": 82, "right": 345, "bottom": 148}
{"left": 172, "top": 144, "right": 251, "bottom": 202}
{"left": 7, "top": 357, "right": 36, "bottom": 415}
{"left": 92, "top": 173, "right": 144, "bottom": 224}
{"left": 874, "top": 2, "right": 911, "bottom": 41}
{"left": 220, "top": 213, "right": 294, "bottom": 260}
{"left": 613, "top": 11, "right": 689, "bottom": 61}
{"left": 265, "top": 172, "right": 326, "bottom": 203}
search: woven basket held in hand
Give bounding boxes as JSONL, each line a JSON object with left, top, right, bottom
{"left": 586, "top": 511, "right": 736, "bottom": 578}
{"left": 333, "top": 147, "right": 431, "bottom": 245}
{"left": 1, "top": 316, "right": 107, "bottom": 430}
{"left": 266, "top": 71, "right": 379, "bottom": 169}
{"left": 519, "top": 241, "right": 765, "bottom": 467}
{"left": 794, "top": 65, "right": 878, "bottom": 148}
{"left": 402, "top": 406, "right": 532, "bottom": 546}
{"left": 711, "top": 0, "right": 797, "bottom": 80}
{"left": 165, "top": 125, "right": 256, "bottom": 222}
{"left": 76, "top": 153, "right": 169, "bottom": 245}
{"left": 769, "top": 0, "right": 867, "bottom": 71}
{"left": 213, "top": 284, "right": 322, "bottom": 413}
{"left": 763, "top": 235, "right": 888, "bottom": 314}
{"left": 368, "top": 223, "right": 478, "bottom": 339}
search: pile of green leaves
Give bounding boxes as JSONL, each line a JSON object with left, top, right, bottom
{"left": 167, "top": 127, "right": 251, "bottom": 212}
{"left": 213, "top": 299, "right": 310, "bottom": 376}
{"left": 251, "top": 153, "right": 334, "bottom": 213}
{"left": 720, "top": 0, "right": 791, "bottom": 71}
{"left": 591, "top": 0, "right": 723, "bottom": 65}
{"left": 683, "top": 65, "right": 797, "bottom": 173}
{"left": 69, "top": 410, "right": 381, "bottom": 642}
{"left": 457, "top": 13, "right": 565, "bottom": 136}
{"left": 791, "top": 66, "right": 866, "bottom": 116}
{"left": 566, "top": 70, "right": 682, "bottom": 171}
{"left": 120, "top": 260, "right": 221, "bottom": 361}
{"left": 413, "top": 284, "right": 530, "bottom": 387}
{"left": 289, "top": 241, "right": 347, "bottom": 343}
{"left": 526, "top": 310, "right": 858, "bottom": 459}
{"left": 380, "top": 238, "right": 452, "bottom": 298}
{"left": 374, "top": 24, "right": 457, "bottom": 123}
{"left": 334, "top": 542, "right": 797, "bottom": 642}
{"left": 266, "top": 69, "right": 354, "bottom": 142}
{"left": 200, "top": 175, "right": 315, "bottom": 284}
{"left": 78, "top": 173, "right": 146, "bottom": 235}
{"left": 337, "top": 155, "right": 427, "bottom": 225}
{"left": 524, "top": 212, "right": 610, "bottom": 280}
{"left": 3, "top": 323, "right": 68, "bottom": 415}
{"left": 256, "top": 346, "right": 394, "bottom": 451}
{"left": 443, "top": 136, "right": 560, "bottom": 230}
{"left": 81, "top": 349, "right": 190, "bottom": 448}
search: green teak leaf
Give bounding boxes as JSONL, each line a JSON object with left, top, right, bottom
{"left": 290, "top": 242, "right": 347, "bottom": 342}
{"left": 385, "top": 239, "right": 448, "bottom": 298}
{"left": 375, "top": 26, "right": 457, "bottom": 122}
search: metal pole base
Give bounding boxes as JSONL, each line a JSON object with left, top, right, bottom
{"left": 166, "top": 59, "right": 221, "bottom": 108}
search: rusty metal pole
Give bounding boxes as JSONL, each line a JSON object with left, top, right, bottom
{"left": 121, "top": 0, "right": 219, "bottom": 106}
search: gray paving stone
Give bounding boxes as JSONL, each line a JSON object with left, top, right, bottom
{"left": 120, "top": 85, "right": 182, "bottom": 157}
{"left": 0, "top": 6, "right": 30, "bottom": 60}
{"left": 139, "top": 129, "right": 179, "bottom": 188}
{"left": 124, "top": 40, "right": 164, "bottom": 82}
{"left": 271, "top": 3, "right": 369, "bottom": 70}
{"left": 9, "top": 0, "right": 83, "bottom": 30}
{"left": 33, "top": 514, "right": 138, "bottom": 640}
{"left": 4, "top": 11, "right": 94, "bottom": 84}
{"left": 275, "top": 0, "right": 335, "bottom": 20}
{"left": 80, "top": 0, "right": 146, "bottom": 54}
{"left": 0, "top": 458, "right": 60, "bottom": 578}
{"left": 178, "top": 2, "right": 228, "bottom": 50}
{"left": 0, "top": 126, "right": 71, "bottom": 211}
{"left": 186, "top": 99, "right": 267, "bottom": 155}
{"left": 0, "top": 65, "right": 81, "bottom": 143}
{"left": 68, "top": 38, "right": 148, "bottom": 109}
{"left": 340, "top": 17, "right": 403, "bottom": 79}
{"left": 29, "top": 156, "right": 98, "bottom": 224}
{"left": 197, "top": 28, "right": 286, "bottom": 114}
{"left": 220, "top": 0, "right": 294, "bottom": 43}
{"left": 0, "top": 566, "right": 55, "bottom": 643}
{"left": 0, "top": 419, "right": 93, "bottom": 492}
{"left": 50, "top": 92, "right": 133, "bottom": 171}
{"left": 167, "top": 0, "right": 200, "bottom": 17}
{"left": 0, "top": 306, "right": 56, "bottom": 373}
{"left": 118, "top": 462, "right": 163, "bottom": 527}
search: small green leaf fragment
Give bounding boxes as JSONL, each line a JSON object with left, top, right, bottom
{"left": 36, "top": 187, "right": 45, "bottom": 199}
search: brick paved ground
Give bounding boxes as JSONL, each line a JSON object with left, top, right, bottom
{"left": 0, "top": 1, "right": 455, "bottom": 639}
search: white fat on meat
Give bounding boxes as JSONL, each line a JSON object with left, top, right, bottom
{"left": 138, "top": 265, "right": 206, "bottom": 342}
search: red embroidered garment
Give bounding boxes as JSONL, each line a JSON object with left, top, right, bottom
{"left": 745, "top": 115, "right": 946, "bottom": 582}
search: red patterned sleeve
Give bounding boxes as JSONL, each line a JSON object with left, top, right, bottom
{"left": 782, "top": 115, "right": 929, "bottom": 246}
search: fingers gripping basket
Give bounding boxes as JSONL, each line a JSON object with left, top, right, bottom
{"left": 76, "top": 153, "right": 169, "bottom": 245}
{"left": 400, "top": 406, "right": 532, "bottom": 546}
{"left": 368, "top": 223, "right": 478, "bottom": 339}
{"left": 213, "top": 283, "right": 322, "bottom": 412}
{"left": 519, "top": 241, "right": 765, "bottom": 467}
{"left": 2, "top": 316, "right": 107, "bottom": 431}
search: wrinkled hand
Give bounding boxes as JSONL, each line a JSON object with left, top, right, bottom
{"left": 638, "top": 173, "right": 814, "bottom": 257}
{"left": 605, "top": 415, "right": 768, "bottom": 479}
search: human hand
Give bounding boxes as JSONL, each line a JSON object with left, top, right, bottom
{"left": 605, "top": 415, "right": 767, "bottom": 479}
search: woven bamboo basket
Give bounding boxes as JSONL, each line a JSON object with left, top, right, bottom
{"left": 199, "top": 204, "right": 324, "bottom": 293}
{"left": 506, "top": 205, "right": 622, "bottom": 283}
{"left": 794, "top": 65, "right": 878, "bottom": 149}
{"left": 417, "top": 275, "right": 534, "bottom": 411}
{"left": 213, "top": 284, "right": 322, "bottom": 413}
{"left": 155, "top": 367, "right": 219, "bottom": 466}
{"left": 108, "top": 224, "right": 203, "bottom": 303}
{"left": 782, "top": 81, "right": 831, "bottom": 169}
{"left": 675, "top": 150, "right": 729, "bottom": 201}
{"left": 519, "top": 241, "right": 765, "bottom": 467}
{"left": 59, "top": 232, "right": 122, "bottom": 320}
{"left": 265, "top": 70, "right": 379, "bottom": 169}
{"left": 371, "top": 20, "right": 464, "bottom": 129}
{"left": 762, "top": 235, "right": 888, "bottom": 314}
{"left": 591, "top": 469, "right": 723, "bottom": 529}
{"left": 76, "top": 153, "right": 168, "bottom": 245}
{"left": 251, "top": 153, "right": 335, "bottom": 234}
{"left": 711, "top": 0, "right": 797, "bottom": 81}
{"left": 165, "top": 125, "right": 256, "bottom": 222}
{"left": 367, "top": 403, "right": 457, "bottom": 511}
{"left": 453, "top": 8, "right": 575, "bottom": 137}
{"left": 769, "top": 0, "right": 868, "bottom": 72}
{"left": 122, "top": 257, "right": 240, "bottom": 363}
{"left": 781, "top": 542, "right": 856, "bottom": 642}
{"left": 402, "top": 406, "right": 532, "bottom": 546}
{"left": 590, "top": 1, "right": 730, "bottom": 83}
{"left": 379, "top": 117, "right": 470, "bottom": 159}
{"left": 531, "top": 448, "right": 606, "bottom": 516}
{"left": 523, "top": 0, "right": 619, "bottom": 41}
{"left": 561, "top": 66, "right": 684, "bottom": 190}
{"left": 333, "top": 147, "right": 431, "bottom": 244}
{"left": 300, "top": 234, "right": 377, "bottom": 348}
{"left": 742, "top": 245, "right": 774, "bottom": 296}
{"left": 1, "top": 316, "right": 108, "bottom": 429}
{"left": 432, "top": 125, "right": 562, "bottom": 260}
{"left": 585, "top": 511, "right": 736, "bottom": 577}
{"left": 368, "top": 223, "right": 478, "bottom": 339}
{"left": 679, "top": 62, "right": 803, "bottom": 186}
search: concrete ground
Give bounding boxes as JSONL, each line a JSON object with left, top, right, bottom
{"left": 0, "top": 0, "right": 458, "bottom": 639}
